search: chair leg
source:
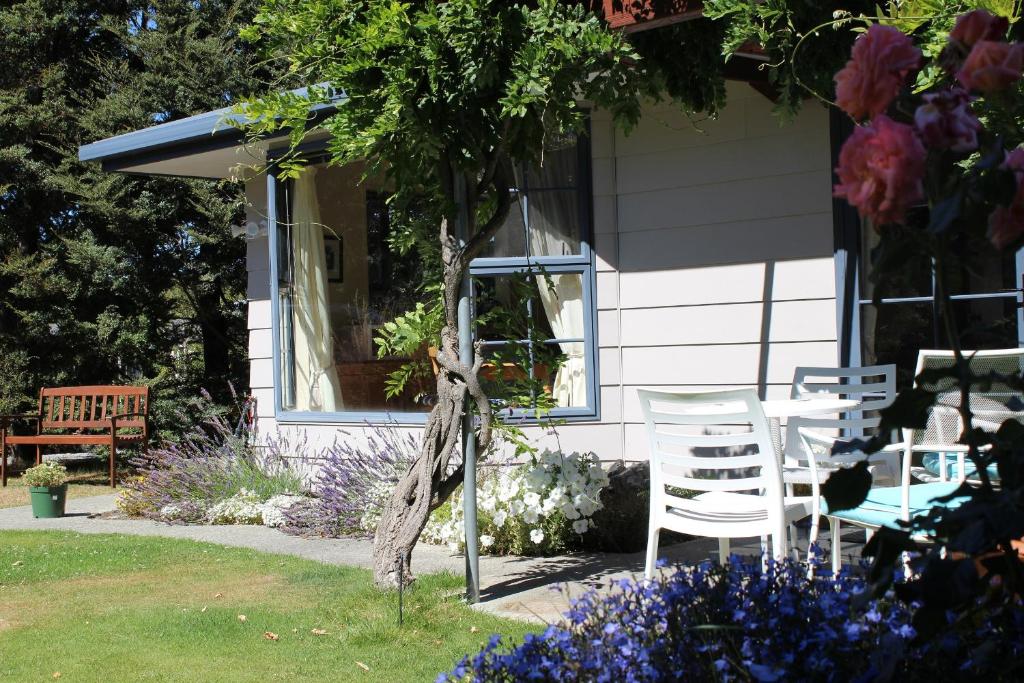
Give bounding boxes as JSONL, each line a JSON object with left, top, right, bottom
{"left": 808, "top": 509, "right": 821, "bottom": 558}
{"left": 644, "top": 525, "right": 661, "bottom": 580}
{"left": 830, "top": 517, "right": 842, "bottom": 575}
{"left": 718, "top": 538, "right": 730, "bottom": 564}
{"left": 35, "top": 445, "right": 42, "bottom": 465}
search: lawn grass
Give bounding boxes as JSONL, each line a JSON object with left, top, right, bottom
{"left": 0, "top": 531, "right": 537, "bottom": 682}
{"left": 0, "top": 469, "right": 115, "bottom": 509}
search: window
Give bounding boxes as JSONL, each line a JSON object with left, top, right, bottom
{"left": 268, "top": 127, "right": 598, "bottom": 421}
{"left": 470, "top": 129, "right": 598, "bottom": 417}
{"left": 850, "top": 214, "right": 1023, "bottom": 388}
{"left": 271, "top": 162, "right": 432, "bottom": 419}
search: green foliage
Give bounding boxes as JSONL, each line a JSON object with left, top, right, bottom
{"left": 705, "top": 0, "right": 877, "bottom": 116}
{"left": 0, "top": 1, "right": 279, "bottom": 444}
{"left": 239, "top": 0, "right": 645, "bottom": 231}
{"left": 705, "top": 1, "right": 1023, "bottom": 115}
{"left": 22, "top": 462, "right": 68, "bottom": 488}
{"left": 373, "top": 300, "right": 443, "bottom": 399}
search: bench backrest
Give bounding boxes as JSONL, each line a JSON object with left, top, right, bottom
{"left": 38, "top": 386, "right": 150, "bottom": 433}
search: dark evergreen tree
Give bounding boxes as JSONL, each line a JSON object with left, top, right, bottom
{"left": 0, "top": 1, "right": 278, "bottom": 440}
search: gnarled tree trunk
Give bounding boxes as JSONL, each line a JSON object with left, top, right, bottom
{"left": 372, "top": 158, "right": 512, "bottom": 589}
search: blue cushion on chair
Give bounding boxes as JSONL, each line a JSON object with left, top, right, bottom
{"left": 921, "top": 452, "right": 999, "bottom": 481}
{"left": 822, "top": 482, "right": 969, "bottom": 530}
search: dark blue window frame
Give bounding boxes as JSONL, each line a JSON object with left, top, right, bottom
{"left": 267, "top": 127, "right": 600, "bottom": 424}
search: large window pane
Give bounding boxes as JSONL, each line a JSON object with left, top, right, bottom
{"left": 477, "top": 132, "right": 585, "bottom": 259}
{"left": 276, "top": 164, "right": 430, "bottom": 415}
{"left": 528, "top": 190, "right": 581, "bottom": 257}
{"left": 474, "top": 272, "right": 588, "bottom": 409}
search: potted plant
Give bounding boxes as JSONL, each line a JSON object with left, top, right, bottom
{"left": 24, "top": 462, "right": 69, "bottom": 519}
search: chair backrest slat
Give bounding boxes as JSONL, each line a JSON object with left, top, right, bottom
{"left": 638, "top": 389, "right": 782, "bottom": 498}
{"left": 786, "top": 364, "right": 897, "bottom": 464}
{"left": 911, "top": 349, "right": 1024, "bottom": 448}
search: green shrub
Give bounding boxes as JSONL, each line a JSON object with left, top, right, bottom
{"left": 22, "top": 462, "right": 68, "bottom": 487}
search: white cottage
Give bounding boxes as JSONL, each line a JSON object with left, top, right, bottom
{"left": 78, "top": 78, "right": 1022, "bottom": 464}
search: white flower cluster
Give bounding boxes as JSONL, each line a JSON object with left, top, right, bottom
{"left": 423, "top": 450, "right": 609, "bottom": 554}
{"left": 205, "top": 489, "right": 266, "bottom": 525}
{"left": 357, "top": 480, "right": 400, "bottom": 534}
{"left": 157, "top": 490, "right": 308, "bottom": 527}
{"left": 261, "top": 493, "right": 307, "bottom": 528}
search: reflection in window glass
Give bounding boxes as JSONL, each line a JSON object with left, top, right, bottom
{"left": 858, "top": 218, "right": 1020, "bottom": 388}
{"left": 479, "top": 132, "right": 583, "bottom": 259}
{"left": 276, "top": 164, "right": 430, "bottom": 414}
{"left": 475, "top": 272, "right": 587, "bottom": 409}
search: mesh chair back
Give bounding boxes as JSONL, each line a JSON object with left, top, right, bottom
{"left": 912, "top": 349, "right": 1024, "bottom": 449}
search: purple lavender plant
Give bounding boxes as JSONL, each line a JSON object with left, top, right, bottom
{"left": 283, "top": 422, "right": 424, "bottom": 538}
{"left": 122, "top": 391, "right": 310, "bottom": 519}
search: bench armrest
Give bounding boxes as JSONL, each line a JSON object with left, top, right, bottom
{"left": 110, "top": 412, "right": 148, "bottom": 421}
{"left": 0, "top": 414, "right": 40, "bottom": 426}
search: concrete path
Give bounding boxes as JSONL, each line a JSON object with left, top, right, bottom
{"left": 0, "top": 495, "right": 863, "bottom": 624}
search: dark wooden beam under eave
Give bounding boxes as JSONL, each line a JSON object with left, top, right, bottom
{"left": 593, "top": 0, "right": 703, "bottom": 33}
{"left": 589, "top": 2, "right": 779, "bottom": 102}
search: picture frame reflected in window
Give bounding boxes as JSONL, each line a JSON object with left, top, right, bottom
{"left": 324, "top": 235, "right": 343, "bottom": 282}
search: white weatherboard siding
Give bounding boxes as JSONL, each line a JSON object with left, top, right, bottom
{"left": 244, "top": 82, "right": 839, "bottom": 462}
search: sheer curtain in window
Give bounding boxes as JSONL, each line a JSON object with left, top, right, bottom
{"left": 291, "top": 168, "right": 344, "bottom": 411}
{"left": 528, "top": 159, "right": 586, "bottom": 407}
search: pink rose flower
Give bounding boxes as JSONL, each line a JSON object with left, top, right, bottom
{"left": 913, "top": 87, "right": 981, "bottom": 152}
{"left": 834, "top": 115, "right": 926, "bottom": 227}
{"left": 949, "top": 10, "right": 1008, "bottom": 48}
{"left": 835, "top": 25, "right": 922, "bottom": 121}
{"left": 989, "top": 149, "right": 1024, "bottom": 249}
{"left": 956, "top": 40, "right": 1024, "bottom": 92}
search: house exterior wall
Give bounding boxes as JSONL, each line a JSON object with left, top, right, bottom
{"left": 245, "top": 82, "right": 839, "bottom": 463}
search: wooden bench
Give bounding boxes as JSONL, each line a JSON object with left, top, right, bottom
{"left": 1, "top": 386, "right": 150, "bottom": 488}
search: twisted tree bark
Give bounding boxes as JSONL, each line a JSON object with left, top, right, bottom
{"left": 372, "top": 159, "right": 511, "bottom": 589}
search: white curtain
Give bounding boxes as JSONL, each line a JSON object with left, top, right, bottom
{"left": 528, "top": 182, "right": 587, "bottom": 408}
{"left": 290, "top": 168, "right": 344, "bottom": 411}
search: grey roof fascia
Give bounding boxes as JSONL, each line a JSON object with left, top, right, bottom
{"left": 77, "top": 85, "right": 345, "bottom": 166}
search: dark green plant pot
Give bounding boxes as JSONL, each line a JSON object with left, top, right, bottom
{"left": 29, "top": 485, "right": 68, "bottom": 519}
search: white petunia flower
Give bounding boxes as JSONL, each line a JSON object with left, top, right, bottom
{"left": 542, "top": 496, "right": 557, "bottom": 514}
{"left": 530, "top": 528, "right": 545, "bottom": 544}
{"left": 480, "top": 534, "right": 495, "bottom": 548}
{"left": 573, "top": 519, "right": 590, "bottom": 534}
{"left": 560, "top": 502, "right": 581, "bottom": 520}
{"left": 493, "top": 510, "right": 508, "bottom": 528}
{"left": 523, "top": 491, "right": 542, "bottom": 509}
{"left": 522, "top": 508, "right": 540, "bottom": 524}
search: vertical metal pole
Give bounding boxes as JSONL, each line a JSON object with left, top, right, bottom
{"left": 455, "top": 173, "right": 480, "bottom": 604}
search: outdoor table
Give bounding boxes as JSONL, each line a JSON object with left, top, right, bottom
{"left": 760, "top": 396, "right": 861, "bottom": 458}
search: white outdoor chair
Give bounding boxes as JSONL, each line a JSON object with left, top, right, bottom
{"left": 638, "top": 388, "right": 814, "bottom": 579}
{"left": 906, "top": 349, "right": 1024, "bottom": 484}
{"left": 783, "top": 365, "right": 902, "bottom": 558}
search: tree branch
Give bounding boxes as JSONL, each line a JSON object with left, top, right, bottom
{"left": 475, "top": 120, "right": 512, "bottom": 202}
{"left": 460, "top": 159, "right": 514, "bottom": 265}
